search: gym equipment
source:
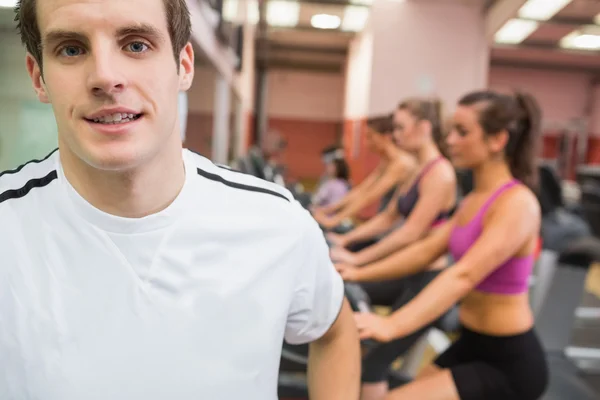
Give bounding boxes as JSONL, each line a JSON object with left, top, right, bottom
{"left": 278, "top": 283, "right": 375, "bottom": 399}
{"left": 533, "top": 237, "right": 600, "bottom": 399}
{"left": 580, "top": 180, "right": 600, "bottom": 237}
{"left": 277, "top": 282, "right": 460, "bottom": 397}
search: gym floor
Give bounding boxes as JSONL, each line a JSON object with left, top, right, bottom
{"left": 572, "top": 265, "right": 600, "bottom": 393}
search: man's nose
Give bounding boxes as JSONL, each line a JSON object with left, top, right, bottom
{"left": 87, "top": 48, "right": 126, "bottom": 97}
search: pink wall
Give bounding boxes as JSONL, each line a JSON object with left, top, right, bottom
{"left": 488, "top": 65, "right": 600, "bottom": 165}
{"left": 488, "top": 66, "right": 595, "bottom": 130}
{"left": 267, "top": 69, "right": 345, "bottom": 121}
{"left": 368, "top": 0, "right": 489, "bottom": 115}
{"left": 344, "top": 31, "right": 373, "bottom": 119}
{"left": 266, "top": 69, "right": 345, "bottom": 180}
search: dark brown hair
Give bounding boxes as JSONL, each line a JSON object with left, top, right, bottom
{"left": 397, "top": 97, "right": 448, "bottom": 157}
{"left": 366, "top": 114, "right": 394, "bottom": 135}
{"left": 332, "top": 158, "right": 350, "bottom": 181}
{"left": 14, "top": 0, "right": 191, "bottom": 73}
{"left": 458, "top": 90, "right": 541, "bottom": 189}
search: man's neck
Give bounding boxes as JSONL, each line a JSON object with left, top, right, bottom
{"left": 60, "top": 145, "right": 186, "bottom": 219}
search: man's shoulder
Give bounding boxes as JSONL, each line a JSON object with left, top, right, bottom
{"left": 184, "top": 149, "right": 317, "bottom": 234}
{"left": 0, "top": 149, "right": 59, "bottom": 210}
{"left": 184, "top": 149, "right": 295, "bottom": 205}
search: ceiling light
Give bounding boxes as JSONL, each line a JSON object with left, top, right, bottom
{"left": 222, "top": 0, "right": 238, "bottom": 22}
{"left": 311, "top": 14, "right": 341, "bottom": 30}
{"left": 572, "top": 34, "right": 600, "bottom": 50}
{"left": 266, "top": 0, "right": 300, "bottom": 28}
{"left": 349, "top": 0, "right": 373, "bottom": 5}
{"left": 560, "top": 26, "right": 600, "bottom": 51}
{"left": 341, "top": 6, "right": 370, "bottom": 32}
{"left": 518, "top": 0, "right": 571, "bottom": 21}
{"left": 0, "top": 0, "right": 18, "bottom": 8}
{"left": 494, "top": 19, "right": 538, "bottom": 44}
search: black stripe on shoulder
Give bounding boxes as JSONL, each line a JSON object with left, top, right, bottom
{"left": 0, "top": 148, "right": 58, "bottom": 179}
{"left": 0, "top": 170, "right": 58, "bottom": 205}
{"left": 196, "top": 168, "right": 289, "bottom": 202}
{"left": 216, "top": 164, "right": 248, "bottom": 176}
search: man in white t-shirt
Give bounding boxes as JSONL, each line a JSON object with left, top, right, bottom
{"left": 0, "top": 1, "right": 361, "bottom": 399}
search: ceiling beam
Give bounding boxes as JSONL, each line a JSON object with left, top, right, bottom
{"left": 495, "top": 41, "right": 600, "bottom": 55}
{"left": 265, "top": 43, "right": 348, "bottom": 55}
{"left": 515, "top": 15, "right": 598, "bottom": 29}
{"left": 490, "top": 58, "right": 600, "bottom": 75}
{"left": 549, "top": 16, "right": 597, "bottom": 27}
{"left": 269, "top": 24, "right": 356, "bottom": 37}
{"left": 259, "top": 58, "right": 343, "bottom": 73}
{"left": 484, "top": 0, "right": 528, "bottom": 42}
{"left": 269, "top": 0, "right": 369, "bottom": 6}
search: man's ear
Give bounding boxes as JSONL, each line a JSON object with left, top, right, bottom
{"left": 26, "top": 53, "right": 49, "bottom": 103}
{"left": 178, "top": 42, "right": 195, "bottom": 91}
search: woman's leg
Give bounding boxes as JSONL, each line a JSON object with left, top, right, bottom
{"left": 361, "top": 326, "right": 433, "bottom": 400}
{"left": 361, "top": 275, "right": 441, "bottom": 400}
{"left": 385, "top": 369, "right": 460, "bottom": 400}
{"left": 360, "top": 278, "right": 409, "bottom": 307}
{"left": 417, "top": 364, "right": 442, "bottom": 379}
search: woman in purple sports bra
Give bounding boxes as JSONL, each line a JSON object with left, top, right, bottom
{"left": 330, "top": 98, "right": 457, "bottom": 266}
{"left": 341, "top": 90, "right": 548, "bottom": 400}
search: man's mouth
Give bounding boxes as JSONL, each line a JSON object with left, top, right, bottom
{"left": 85, "top": 113, "right": 143, "bottom": 125}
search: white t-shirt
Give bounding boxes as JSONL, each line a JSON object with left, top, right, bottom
{"left": 0, "top": 149, "right": 344, "bottom": 400}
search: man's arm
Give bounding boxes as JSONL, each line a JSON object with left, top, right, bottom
{"left": 308, "top": 298, "right": 360, "bottom": 400}
{"left": 285, "top": 208, "right": 361, "bottom": 399}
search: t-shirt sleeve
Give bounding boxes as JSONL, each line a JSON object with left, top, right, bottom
{"left": 284, "top": 210, "right": 345, "bottom": 345}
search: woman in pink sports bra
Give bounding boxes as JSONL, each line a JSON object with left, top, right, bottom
{"left": 344, "top": 90, "right": 548, "bottom": 400}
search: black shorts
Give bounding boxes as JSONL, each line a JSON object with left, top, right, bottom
{"left": 434, "top": 326, "right": 548, "bottom": 400}
{"left": 361, "top": 270, "right": 441, "bottom": 383}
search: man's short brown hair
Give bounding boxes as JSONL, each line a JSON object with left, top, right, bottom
{"left": 14, "top": 0, "right": 192, "bottom": 71}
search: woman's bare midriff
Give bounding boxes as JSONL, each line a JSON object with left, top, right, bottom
{"left": 459, "top": 290, "right": 534, "bottom": 336}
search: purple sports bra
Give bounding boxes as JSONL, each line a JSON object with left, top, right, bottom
{"left": 396, "top": 156, "right": 452, "bottom": 226}
{"left": 448, "top": 179, "right": 534, "bottom": 295}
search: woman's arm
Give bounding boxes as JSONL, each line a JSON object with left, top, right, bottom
{"left": 376, "top": 187, "right": 541, "bottom": 341}
{"left": 326, "top": 161, "right": 409, "bottom": 226}
{"left": 339, "top": 219, "right": 453, "bottom": 282}
{"left": 317, "top": 163, "right": 383, "bottom": 216}
{"left": 351, "top": 163, "right": 455, "bottom": 266}
{"left": 338, "top": 195, "right": 401, "bottom": 246}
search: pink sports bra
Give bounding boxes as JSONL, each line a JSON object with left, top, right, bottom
{"left": 448, "top": 180, "right": 534, "bottom": 295}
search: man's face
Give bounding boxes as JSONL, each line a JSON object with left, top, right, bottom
{"left": 27, "top": 0, "right": 194, "bottom": 171}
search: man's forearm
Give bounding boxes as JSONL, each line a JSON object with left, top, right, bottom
{"left": 308, "top": 300, "right": 360, "bottom": 400}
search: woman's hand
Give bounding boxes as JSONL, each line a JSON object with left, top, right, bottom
{"left": 330, "top": 246, "right": 357, "bottom": 264}
{"left": 326, "top": 232, "right": 348, "bottom": 248}
{"left": 313, "top": 210, "right": 337, "bottom": 229}
{"left": 354, "top": 312, "right": 395, "bottom": 342}
{"left": 334, "top": 263, "right": 359, "bottom": 281}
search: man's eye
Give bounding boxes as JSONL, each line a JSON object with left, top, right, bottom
{"left": 60, "top": 46, "right": 84, "bottom": 57}
{"left": 127, "top": 42, "right": 149, "bottom": 53}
